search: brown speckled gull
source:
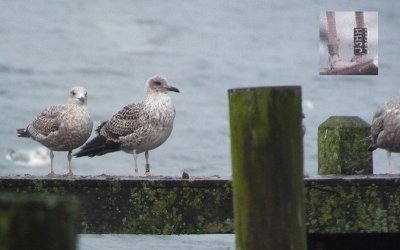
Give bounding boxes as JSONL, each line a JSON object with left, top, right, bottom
{"left": 74, "top": 76, "right": 179, "bottom": 175}
{"left": 17, "top": 86, "right": 93, "bottom": 176}
{"left": 368, "top": 96, "right": 400, "bottom": 174}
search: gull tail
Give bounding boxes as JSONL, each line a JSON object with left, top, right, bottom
{"left": 365, "top": 135, "right": 378, "bottom": 152}
{"left": 73, "top": 135, "right": 120, "bottom": 157}
{"left": 368, "top": 144, "right": 378, "bottom": 152}
{"left": 17, "top": 128, "right": 30, "bottom": 138}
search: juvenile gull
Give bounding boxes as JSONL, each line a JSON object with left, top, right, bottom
{"left": 74, "top": 76, "right": 179, "bottom": 175}
{"left": 17, "top": 86, "right": 93, "bottom": 176}
{"left": 368, "top": 96, "right": 400, "bottom": 174}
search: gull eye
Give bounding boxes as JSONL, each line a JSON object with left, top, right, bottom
{"left": 154, "top": 81, "right": 162, "bottom": 86}
{"left": 71, "top": 90, "right": 76, "bottom": 96}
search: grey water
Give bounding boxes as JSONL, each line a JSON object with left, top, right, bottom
{"left": 78, "top": 235, "right": 234, "bottom": 250}
{"left": 1, "top": 0, "right": 399, "bottom": 249}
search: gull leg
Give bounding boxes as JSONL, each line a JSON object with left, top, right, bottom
{"left": 67, "top": 151, "right": 74, "bottom": 176}
{"left": 145, "top": 150, "right": 150, "bottom": 175}
{"left": 48, "top": 150, "right": 55, "bottom": 177}
{"left": 387, "top": 151, "right": 393, "bottom": 175}
{"left": 133, "top": 149, "right": 138, "bottom": 174}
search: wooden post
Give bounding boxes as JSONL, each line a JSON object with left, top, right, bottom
{"left": 228, "top": 86, "right": 306, "bottom": 250}
{"left": 0, "top": 194, "right": 80, "bottom": 250}
{"left": 318, "top": 116, "right": 372, "bottom": 175}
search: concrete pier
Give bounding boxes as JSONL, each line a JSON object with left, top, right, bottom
{"left": 0, "top": 175, "right": 233, "bottom": 234}
{"left": 1, "top": 175, "right": 400, "bottom": 235}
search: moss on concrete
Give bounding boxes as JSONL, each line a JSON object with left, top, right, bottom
{"left": 0, "top": 176, "right": 233, "bottom": 234}
{"left": 305, "top": 177, "right": 400, "bottom": 233}
{"left": 318, "top": 116, "right": 372, "bottom": 175}
{"left": 121, "top": 181, "right": 233, "bottom": 234}
{"left": 2, "top": 175, "right": 400, "bottom": 234}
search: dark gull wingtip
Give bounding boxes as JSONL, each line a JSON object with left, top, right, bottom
{"left": 16, "top": 128, "right": 30, "bottom": 137}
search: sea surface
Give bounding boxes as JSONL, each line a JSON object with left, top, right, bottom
{"left": 1, "top": 0, "right": 400, "bottom": 249}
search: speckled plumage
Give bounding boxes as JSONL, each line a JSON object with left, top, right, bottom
{"left": 74, "top": 76, "right": 179, "bottom": 175}
{"left": 17, "top": 86, "right": 93, "bottom": 176}
{"left": 369, "top": 96, "right": 400, "bottom": 173}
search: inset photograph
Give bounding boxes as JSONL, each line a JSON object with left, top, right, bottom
{"left": 320, "top": 11, "right": 378, "bottom": 75}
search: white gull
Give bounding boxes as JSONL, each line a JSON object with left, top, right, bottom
{"left": 5, "top": 147, "right": 51, "bottom": 167}
{"left": 368, "top": 95, "right": 400, "bottom": 174}
{"left": 74, "top": 75, "right": 179, "bottom": 175}
{"left": 17, "top": 86, "right": 93, "bottom": 176}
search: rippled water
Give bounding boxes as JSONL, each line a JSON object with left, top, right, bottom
{"left": 78, "top": 234, "right": 234, "bottom": 250}
{"left": 1, "top": 0, "right": 400, "bottom": 249}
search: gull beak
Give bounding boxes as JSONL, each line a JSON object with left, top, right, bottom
{"left": 166, "top": 86, "right": 180, "bottom": 93}
{"left": 78, "top": 97, "right": 85, "bottom": 103}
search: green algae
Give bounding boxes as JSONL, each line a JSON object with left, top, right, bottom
{"left": 229, "top": 87, "right": 306, "bottom": 249}
{"left": 2, "top": 176, "right": 400, "bottom": 235}
{"left": 318, "top": 116, "right": 372, "bottom": 175}
{"left": 306, "top": 179, "right": 400, "bottom": 233}
{"left": 122, "top": 183, "right": 233, "bottom": 234}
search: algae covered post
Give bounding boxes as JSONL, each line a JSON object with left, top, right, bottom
{"left": 0, "top": 194, "right": 80, "bottom": 250}
{"left": 228, "top": 86, "right": 306, "bottom": 250}
{"left": 318, "top": 116, "right": 372, "bottom": 175}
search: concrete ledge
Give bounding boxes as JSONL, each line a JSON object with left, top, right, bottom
{"left": 306, "top": 175, "right": 400, "bottom": 233}
{"left": 0, "top": 175, "right": 233, "bottom": 234}
{"left": 1, "top": 175, "right": 400, "bottom": 234}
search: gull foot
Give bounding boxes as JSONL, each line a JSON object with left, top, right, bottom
{"left": 64, "top": 171, "right": 75, "bottom": 177}
{"left": 47, "top": 171, "right": 56, "bottom": 177}
{"left": 182, "top": 171, "right": 189, "bottom": 179}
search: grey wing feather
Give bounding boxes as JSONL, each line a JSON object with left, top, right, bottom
{"left": 376, "top": 108, "right": 400, "bottom": 151}
{"left": 371, "top": 95, "right": 400, "bottom": 149}
{"left": 370, "top": 106, "right": 386, "bottom": 143}
{"left": 100, "top": 103, "right": 146, "bottom": 139}
{"left": 30, "top": 105, "right": 66, "bottom": 136}
{"left": 371, "top": 97, "right": 400, "bottom": 141}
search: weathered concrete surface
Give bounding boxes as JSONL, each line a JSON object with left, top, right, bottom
{"left": 1, "top": 175, "right": 400, "bottom": 234}
{"left": 0, "top": 175, "right": 232, "bottom": 234}
{"left": 318, "top": 116, "right": 372, "bottom": 175}
{"left": 306, "top": 175, "right": 400, "bottom": 233}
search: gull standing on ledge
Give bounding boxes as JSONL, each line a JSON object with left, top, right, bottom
{"left": 74, "top": 76, "right": 180, "bottom": 175}
{"left": 17, "top": 86, "right": 93, "bottom": 176}
{"left": 368, "top": 95, "right": 400, "bottom": 174}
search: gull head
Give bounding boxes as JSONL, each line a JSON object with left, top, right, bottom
{"left": 145, "top": 76, "right": 180, "bottom": 95}
{"left": 68, "top": 86, "right": 88, "bottom": 105}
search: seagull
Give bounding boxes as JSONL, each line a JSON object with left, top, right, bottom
{"left": 74, "top": 76, "right": 179, "bottom": 175}
{"left": 17, "top": 86, "right": 93, "bottom": 176}
{"left": 5, "top": 147, "right": 51, "bottom": 167}
{"left": 368, "top": 96, "right": 400, "bottom": 174}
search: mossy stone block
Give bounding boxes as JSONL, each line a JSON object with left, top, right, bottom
{"left": 305, "top": 176, "right": 400, "bottom": 234}
{"left": 0, "top": 177, "right": 233, "bottom": 234}
{"left": 318, "top": 116, "right": 372, "bottom": 175}
{"left": 2, "top": 176, "right": 400, "bottom": 235}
